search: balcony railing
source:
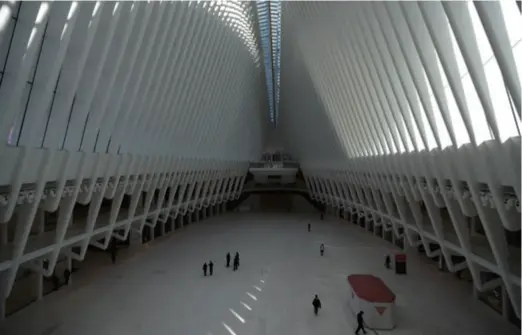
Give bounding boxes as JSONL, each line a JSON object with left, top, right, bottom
{"left": 249, "top": 161, "right": 300, "bottom": 169}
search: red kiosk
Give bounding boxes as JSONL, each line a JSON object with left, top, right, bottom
{"left": 347, "top": 274, "right": 397, "bottom": 330}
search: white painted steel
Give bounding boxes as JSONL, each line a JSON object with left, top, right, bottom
{"left": 0, "top": 0, "right": 520, "bottom": 322}
{"left": 279, "top": 1, "right": 521, "bottom": 317}
{"left": 0, "top": 1, "right": 267, "bottom": 301}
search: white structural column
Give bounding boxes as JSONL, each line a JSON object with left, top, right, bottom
{"left": 0, "top": 0, "right": 519, "bottom": 325}
{"left": 0, "top": 0, "right": 268, "bottom": 304}
{"left": 279, "top": 1, "right": 521, "bottom": 317}
{"left": 35, "top": 209, "right": 44, "bottom": 300}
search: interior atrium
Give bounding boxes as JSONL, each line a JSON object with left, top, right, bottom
{"left": 0, "top": 1, "right": 521, "bottom": 334}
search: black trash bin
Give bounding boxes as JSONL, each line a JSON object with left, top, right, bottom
{"left": 395, "top": 253, "right": 407, "bottom": 275}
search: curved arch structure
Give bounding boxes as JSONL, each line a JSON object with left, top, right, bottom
{"left": 278, "top": 1, "right": 521, "bottom": 317}
{"left": 0, "top": 0, "right": 268, "bottom": 307}
{"left": 0, "top": 0, "right": 520, "bottom": 321}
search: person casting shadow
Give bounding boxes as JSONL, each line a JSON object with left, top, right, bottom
{"left": 233, "top": 252, "right": 240, "bottom": 271}
{"left": 312, "top": 294, "right": 322, "bottom": 316}
{"left": 355, "top": 310, "right": 367, "bottom": 334}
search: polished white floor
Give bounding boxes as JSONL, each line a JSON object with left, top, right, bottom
{"left": 0, "top": 213, "right": 518, "bottom": 335}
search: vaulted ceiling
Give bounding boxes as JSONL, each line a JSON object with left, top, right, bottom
{"left": 0, "top": 0, "right": 520, "bottom": 318}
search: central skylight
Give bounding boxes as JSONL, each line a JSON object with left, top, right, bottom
{"left": 256, "top": 0, "right": 281, "bottom": 125}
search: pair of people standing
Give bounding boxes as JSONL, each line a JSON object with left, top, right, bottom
{"left": 203, "top": 261, "right": 214, "bottom": 276}
{"left": 226, "top": 252, "right": 240, "bottom": 271}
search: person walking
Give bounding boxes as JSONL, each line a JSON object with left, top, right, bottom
{"left": 308, "top": 223, "right": 311, "bottom": 232}
{"left": 320, "top": 244, "right": 325, "bottom": 256}
{"left": 203, "top": 262, "right": 208, "bottom": 276}
{"left": 312, "top": 294, "right": 322, "bottom": 316}
{"left": 226, "top": 252, "right": 231, "bottom": 268}
{"left": 385, "top": 254, "right": 391, "bottom": 269}
{"left": 355, "top": 310, "right": 367, "bottom": 334}
{"left": 233, "top": 252, "right": 240, "bottom": 271}
{"left": 209, "top": 261, "right": 214, "bottom": 276}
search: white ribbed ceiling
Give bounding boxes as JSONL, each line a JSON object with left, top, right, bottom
{"left": 278, "top": 1, "right": 521, "bottom": 163}
{"left": 0, "top": 0, "right": 521, "bottom": 320}
{"left": 0, "top": 1, "right": 269, "bottom": 161}
{"left": 276, "top": 1, "right": 522, "bottom": 318}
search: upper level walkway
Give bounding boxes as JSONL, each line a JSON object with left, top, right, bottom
{"left": 1, "top": 213, "right": 518, "bottom": 335}
{"left": 242, "top": 180, "right": 307, "bottom": 193}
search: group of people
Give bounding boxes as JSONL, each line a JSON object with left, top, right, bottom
{"left": 203, "top": 252, "right": 240, "bottom": 276}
